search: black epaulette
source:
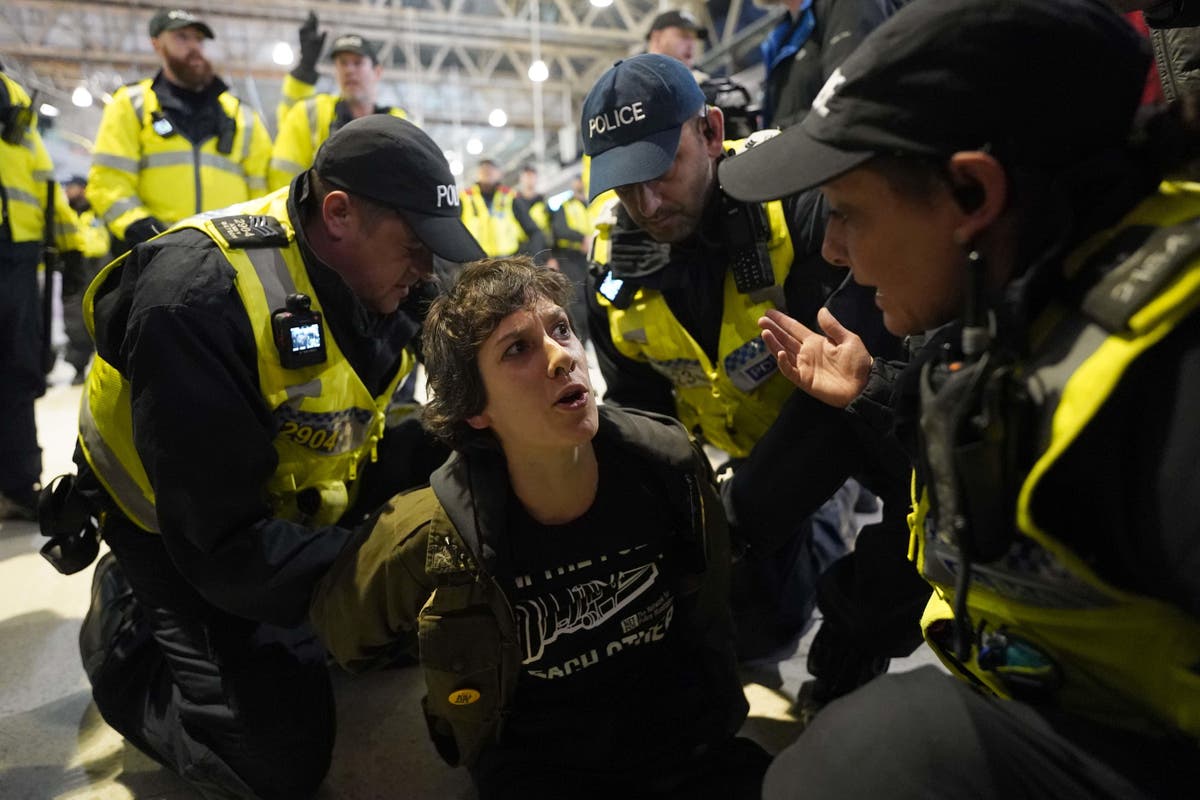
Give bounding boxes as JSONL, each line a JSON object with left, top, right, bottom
{"left": 210, "top": 215, "right": 290, "bottom": 249}
{"left": 1082, "top": 218, "right": 1200, "bottom": 332}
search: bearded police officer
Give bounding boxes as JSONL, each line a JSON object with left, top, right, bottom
{"left": 581, "top": 54, "right": 929, "bottom": 702}
{"left": 60, "top": 115, "right": 482, "bottom": 799}
{"left": 87, "top": 8, "right": 272, "bottom": 253}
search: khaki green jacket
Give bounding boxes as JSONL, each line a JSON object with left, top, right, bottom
{"left": 311, "top": 406, "right": 747, "bottom": 767}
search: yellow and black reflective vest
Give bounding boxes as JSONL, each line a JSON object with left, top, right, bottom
{"left": 593, "top": 188, "right": 796, "bottom": 458}
{"left": 0, "top": 73, "right": 81, "bottom": 250}
{"left": 78, "top": 189, "right": 414, "bottom": 533}
{"left": 911, "top": 184, "right": 1200, "bottom": 742}
{"left": 87, "top": 78, "right": 271, "bottom": 241}
{"left": 554, "top": 196, "right": 590, "bottom": 250}
{"left": 268, "top": 95, "right": 407, "bottom": 191}
{"left": 460, "top": 184, "right": 521, "bottom": 257}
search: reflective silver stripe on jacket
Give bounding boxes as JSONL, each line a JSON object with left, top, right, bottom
{"left": 269, "top": 157, "right": 306, "bottom": 177}
{"left": 127, "top": 84, "right": 146, "bottom": 125}
{"left": 103, "top": 196, "right": 144, "bottom": 225}
{"left": 244, "top": 244, "right": 296, "bottom": 312}
{"left": 237, "top": 103, "right": 254, "bottom": 163}
{"left": 79, "top": 387, "right": 161, "bottom": 532}
{"left": 140, "top": 151, "right": 248, "bottom": 179}
{"left": 5, "top": 187, "right": 41, "bottom": 208}
{"left": 93, "top": 152, "right": 139, "bottom": 174}
{"left": 308, "top": 99, "right": 321, "bottom": 153}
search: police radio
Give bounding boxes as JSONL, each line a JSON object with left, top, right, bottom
{"left": 720, "top": 194, "right": 775, "bottom": 294}
{"left": 271, "top": 293, "right": 327, "bottom": 369}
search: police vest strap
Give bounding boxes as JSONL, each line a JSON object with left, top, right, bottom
{"left": 1082, "top": 218, "right": 1200, "bottom": 332}
{"left": 210, "top": 215, "right": 290, "bottom": 249}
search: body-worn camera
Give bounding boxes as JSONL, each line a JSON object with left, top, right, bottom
{"left": 271, "top": 293, "right": 327, "bottom": 369}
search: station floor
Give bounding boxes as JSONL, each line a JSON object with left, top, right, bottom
{"left": 1, "top": 358, "right": 941, "bottom": 800}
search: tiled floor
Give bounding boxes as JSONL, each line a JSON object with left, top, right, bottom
{"left": 0, "top": 362, "right": 941, "bottom": 800}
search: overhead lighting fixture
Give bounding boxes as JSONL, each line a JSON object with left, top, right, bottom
{"left": 590, "top": 0, "right": 613, "bottom": 7}
{"left": 449, "top": 159, "right": 464, "bottom": 177}
{"left": 488, "top": 108, "right": 507, "bottom": 128}
{"left": 71, "top": 86, "right": 93, "bottom": 108}
{"left": 272, "top": 42, "right": 295, "bottom": 66}
{"left": 528, "top": 59, "right": 548, "bottom": 83}
{"left": 101, "top": 92, "right": 114, "bottom": 105}
{"left": 40, "top": 103, "right": 59, "bottom": 117}
{"left": 466, "top": 137, "right": 483, "bottom": 155}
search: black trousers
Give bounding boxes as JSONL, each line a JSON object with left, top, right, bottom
{"left": 763, "top": 666, "right": 1197, "bottom": 800}
{"left": 81, "top": 519, "right": 336, "bottom": 799}
{"left": 0, "top": 240, "right": 44, "bottom": 493}
{"left": 61, "top": 253, "right": 103, "bottom": 372}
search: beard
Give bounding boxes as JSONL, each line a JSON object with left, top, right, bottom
{"left": 164, "top": 50, "right": 214, "bottom": 91}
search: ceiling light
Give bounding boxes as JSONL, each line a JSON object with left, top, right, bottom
{"left": 40, "top": 103, "right": 59, "bottom": 117}
{"left": 488, "top": 108, "right": 508, "bottom": 128}
{"left": 71, "top": 86, "right": 93, "bottom": 108}
{"left": 466, "top": 137, "right": 483, "bottom": 155}
{"left": 272, "top": 42, "right": 294, "bottom": 66}
{"left": 528, "top": 60, "right": 548, "bottom": 83}
{"left": 590, "top": 0, "right": 613, "bottom": 7}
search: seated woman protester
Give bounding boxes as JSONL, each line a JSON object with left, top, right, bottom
{"left": 310, "top": 257, "right": 769, "bottom": 799}
{"left": 719, "top": 0, "right": 1200, "bottom": 797}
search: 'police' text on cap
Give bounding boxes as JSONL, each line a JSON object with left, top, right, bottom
{"left": 313, "top": 116, "right": 484, "bottom": 263}
{"left": 579, "top": 54, "right": 705, "bottom": 202}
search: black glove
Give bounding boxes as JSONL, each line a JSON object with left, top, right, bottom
{"left": 290, "top": 11, "right": 325, "bottom": 85}
{"left": 794, "top": 621, "right": 890, "bottom": 726}
{"left": 123, "top": 216, "right": 165, "bottom": 247}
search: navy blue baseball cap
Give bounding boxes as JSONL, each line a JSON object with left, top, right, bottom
{"left": 719, "top": 0, "right": 1148, "bottom": 202}
{"left": 581, "top": 54, "right": 706, "bottom": 202}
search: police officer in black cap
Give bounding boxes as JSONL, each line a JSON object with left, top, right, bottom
{"left": 59, "top": 115, "right": 482, "bottom": 799}
{"left": 720, "top": 0, "right": 1200, "bottom": 795}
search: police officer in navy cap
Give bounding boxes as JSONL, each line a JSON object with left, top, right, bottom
{"left": 582, "top": 53, "right": 929, "bottom": 708}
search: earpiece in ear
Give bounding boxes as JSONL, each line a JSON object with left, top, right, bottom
{"left": 952, "top": 181, "right": 985, "bottom": 212}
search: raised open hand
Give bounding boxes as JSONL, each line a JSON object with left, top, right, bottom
{"left": 759, "top": 306, "right": 872, "bottom": 409}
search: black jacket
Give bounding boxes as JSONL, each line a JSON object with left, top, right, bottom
{"left": 76, "top": 176, "right": 437, "bottom": 625}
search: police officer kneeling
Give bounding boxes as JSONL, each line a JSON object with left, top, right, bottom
{"left": 65, "top": 115, "right": 483, "bottom": 799}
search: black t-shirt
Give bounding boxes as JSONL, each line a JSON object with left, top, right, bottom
{"left": 474, "top": 438, "right": 720, "bottom": 787}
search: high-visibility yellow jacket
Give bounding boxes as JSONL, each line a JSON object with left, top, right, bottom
{"left": 553, "top": 196, "right": 590, "bottom": 250}
{"left": 87, "top": 76, "right": 271, "bottom": 241}
{"left": 78, "top": 189, "right": 413, "bottom": 533}
{"left": 593, "top": 194, "right": 796, "bottom": 458}
{"left": 460, "top": 184, "right": 521, "bottom": 257}
{"left": 911, "top": 185, "right": 1200, "bottom": 742}
{"left": 269, "top": 94, "right": 407, "bottom": 190}
{"left": 0, "top": 73, "right": 82, "bottom": 251}
{"left": 276, "top": 73, "right": 316, "bottom": 135}
{"left": 76, "top": 209, "right": 111, "bottom": 260}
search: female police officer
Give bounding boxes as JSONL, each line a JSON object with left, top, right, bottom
{"left": 719, "top": 0, "right": 1200, "bottom": 796}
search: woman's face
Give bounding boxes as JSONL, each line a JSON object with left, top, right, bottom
{"left": 820, "top": 166, "right": 969, "bottom": 336}
{"left": 467, "top": 298, "right": 598, "bottom": 455}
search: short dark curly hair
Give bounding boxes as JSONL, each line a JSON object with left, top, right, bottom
{"left": 421, "top": 257, "right": 574, "bottom": 451}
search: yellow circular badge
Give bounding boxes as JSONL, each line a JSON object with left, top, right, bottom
{"left": 448, "top": 688, "right": 481, "bottom": 706}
